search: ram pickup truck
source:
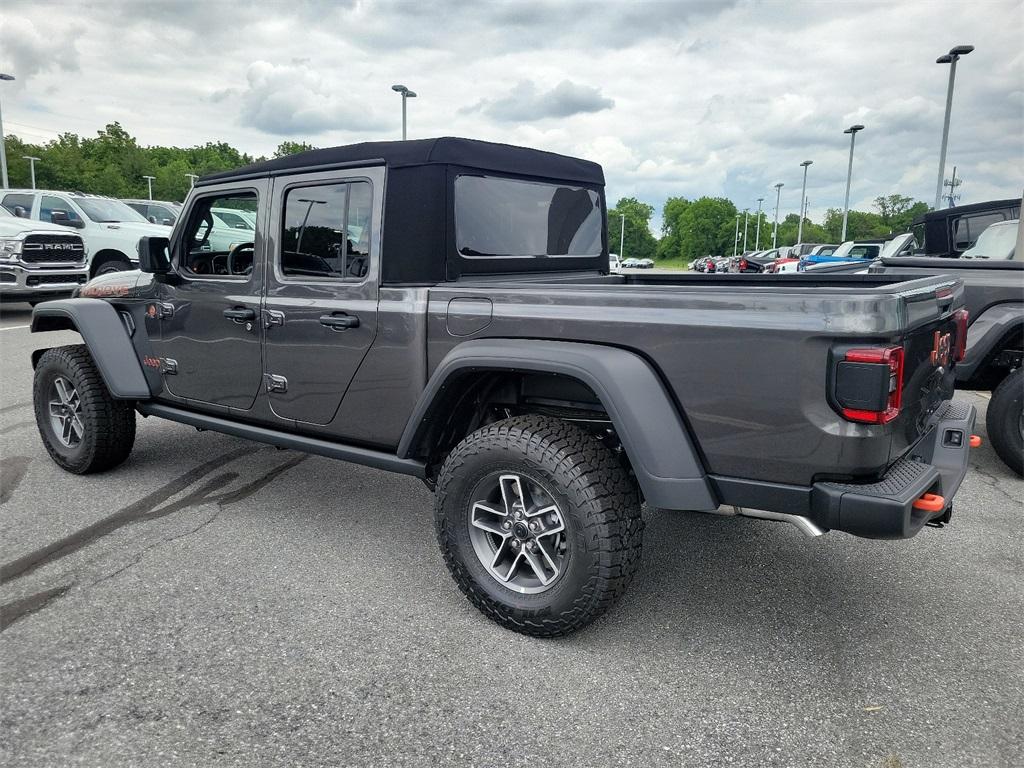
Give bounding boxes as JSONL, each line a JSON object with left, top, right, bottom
{"left": 0, "top": 206, "right": 88, "bottom": 303}
{"left": 869, "top": 218, "right": 1023, "bottom": 475}
{"left": 28, "top": 138, "right": 979, "bottom": 636}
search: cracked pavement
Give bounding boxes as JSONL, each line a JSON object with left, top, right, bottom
{"left": 1, "top": 304, "right": 1022, "bottom": 768}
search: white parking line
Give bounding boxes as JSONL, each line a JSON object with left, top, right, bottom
{"left": 0, "top": 325, "right": 31, "bottom": 331}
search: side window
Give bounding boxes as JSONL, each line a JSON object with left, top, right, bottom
{"left": 2, "top": 193, "right": 34, "bottom": 216}
{"left": 126, "top": 202, "right": 148, "bottom": 218}
{"left": 39, "top": 196, "right": 82, "bottom": 225}
{"left": 280, "top": 181, "right": 371, "bottom": 280}
{"left": 179, "top": 191, "right": 258, "bottom": 277}
{"left": 149, "top": 205, "right": 176, "bottom": 225}
{"left": 954, "top": 212, "right": 1006, "bottom": 250}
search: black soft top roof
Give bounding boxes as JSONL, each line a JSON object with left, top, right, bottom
{"left": 199, "top": 136, "right": 604, "bottom": 186}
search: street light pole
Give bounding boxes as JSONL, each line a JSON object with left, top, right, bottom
{"left": 742, "top": 209, "right": 749, "bottom": 252}
{"left": 619, "top": 214, "right": 625, "bottom": 259}
{"left": 754, "top": 197, "right": 764, "bottom": 250}
{"left": 934, "top": 45, "right": 974, "bottom": 209}
{"left": 797, "top": 160, "right": 812, "bottom": 244}
{"left": 841, "top": 124, "right": 865, "bottom": 241}
{"left": 0, "top": 73, "right": 15, "bottom": 190}
{"left": 772, "top": 183, "right": 784, "bottom": 248}
{"left": 391, "top": 84, "right": 417, "bottom": 140}
{"left": 733, "top": 213, "right": 740, "bottom": 257}
{"left": 22, "top": 155, "right": 40, "bottom": 189}
{"left": 185, "top": 173, "right": 199, "bottom": 188}
{"left": 143, "top": 175, "right": 156, "bottom": 200}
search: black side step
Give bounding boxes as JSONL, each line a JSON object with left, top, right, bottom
{"left": 137, "top": 402, "right": 426, "bottom": 478}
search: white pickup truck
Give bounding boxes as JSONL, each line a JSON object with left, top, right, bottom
{"left": 1, "top": 190, "right": 167, "bottom": 278}
{"left": 0, "top": 206, "right": 89, "bottom": 303}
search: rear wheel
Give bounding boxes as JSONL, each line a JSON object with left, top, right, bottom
{"left": 434, "top": 415, "right": 643, "bottom": 637}
{"left": 987, "top": 368, "right": 1023, "bottom": 476}
{"left": 94, "top": 257, "right": 132, "bottom": 276}
{"left": 33, "top": 345, "right": 136, "bottom": 474}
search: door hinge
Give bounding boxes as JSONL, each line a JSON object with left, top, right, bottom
{"left": 264, "top": 374, "right": 288, "bottom": 393}
{"left": 264, "top": 309, "right": 285, "bottom": 329}
{"left": 160, "top": 357, "right": 178, "bottom": 375}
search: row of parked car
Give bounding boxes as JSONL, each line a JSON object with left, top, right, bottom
{"left": 0, "top": 189, "right": 253, "bottom": 304}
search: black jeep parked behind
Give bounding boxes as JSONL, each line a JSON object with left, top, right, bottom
{"left": 29, "top": 138, "right": 979, "bottom": 636}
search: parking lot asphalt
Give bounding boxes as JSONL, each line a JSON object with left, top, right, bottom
{"left": 1, "top": 302, "right": 1021, "bottom": 768}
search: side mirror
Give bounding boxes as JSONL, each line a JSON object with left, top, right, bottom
{"left": 50, "top": 210, "right": 85, "bottom": 229}
{"left": 138, "top": 236, "right": 171, "bottom": 274}
{"left": 148, "top": 215, "right": 158, "bottom": 224}
{"left": 13, "top": 205, "right": 27, "bottom": 218}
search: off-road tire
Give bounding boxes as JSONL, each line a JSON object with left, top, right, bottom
{"left": 434, "top": 415, "right": 644, "bottom": 637}
{"left": 987, "top": 368, "right": 1023, "bottom": 476}
{"left": 33, "top": 345, "right": 136, "bottom": 474}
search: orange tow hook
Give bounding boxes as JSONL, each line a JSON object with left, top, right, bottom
{"left": 969, "top": 435, "right": 982, "bottom": 448}
{"left": 913, "top": 493, "right": 945, "bottom": 513}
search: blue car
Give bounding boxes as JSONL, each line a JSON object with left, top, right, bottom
{"left": 799, "top": 241, "right": 882, "bottom": 270}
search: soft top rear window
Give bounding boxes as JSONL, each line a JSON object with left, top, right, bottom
{"left": 455, "top": 175, "right": 602, "bottom": 258}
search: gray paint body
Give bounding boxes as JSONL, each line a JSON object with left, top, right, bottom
{"left": 30, "top": 162, "right": 971, "bottom": 515}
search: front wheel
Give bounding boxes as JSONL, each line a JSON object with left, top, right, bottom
{"left": 94, "top": 258, "right": 132, "bottom": 276}
{"left": 987, "top": 368, "right": 1023, "bottom": 476}
{"left": 434, "top": 415, "right": 643, "bottom": 637}
{"left": 33, "top": 345, "right": 137, "bottom": 474}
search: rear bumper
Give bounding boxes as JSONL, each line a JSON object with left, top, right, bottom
{"left": 710, "top": 400, "right": 977, "bottom": 540}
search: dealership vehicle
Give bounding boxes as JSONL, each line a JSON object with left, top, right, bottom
{"left": 799, "top": 240, "right": 883, "bottom": 270}
{"left": 738, "top": 249, "right": 778, "bottom": 272}
{"left": 0, "top": 206, "right": 88, "bottom": 303}
{"left": 1, "top": 190, "right": 168, "bottom": 277}
{"left": 609, "top": 253, "right": 622, "bottom": 272}
{"left": 637, "top": 258, "right": 655, "bottom": 269}
{"left": 911, "top": 198, "right": 1020, "bottom": 258}
{"left": 28, "top": 138, "right": 978, "bottom": 636}
{"left": 870, "top": 217, "right": 1023, "bottom": 474}
{"left": 621, "top": 257, "right": 641, "bottom": 269}
{"left": 123, "top": 199, "right": 182, "bottom": 226}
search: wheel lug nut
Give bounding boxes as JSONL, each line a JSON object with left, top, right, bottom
{"left": 528, "top": 521, "right": 539, "bottom": 532}
{"left": 502, "top": 520, "right": 512, "bottom": 530}
{"left": 510, "top": 540, "right": 519, "bottom": 548}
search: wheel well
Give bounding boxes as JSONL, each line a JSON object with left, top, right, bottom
{"left": 961, "top": 325, "right": 1023, "bottom": 390}
{"left": 413, "top": 371, "right": 626, "bottom": 478}
{"left": 89, "top": 249, "right": 132, "bottom": 277}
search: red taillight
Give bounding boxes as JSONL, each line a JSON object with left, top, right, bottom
{"left": 953, "top": 308, "right": 969, "bottom": 362}
{"left": 840, "top": 346, "right": 904, "bottom": 424}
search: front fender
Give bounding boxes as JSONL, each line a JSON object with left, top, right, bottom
{"left": 957, "top": 302, "right": 1024, "bottom": 381}
{"left": 31, "top": 298, "right": 152, "bottom": 399}
{"left": 398, "top": 339, "right": 718, "bottom": 512}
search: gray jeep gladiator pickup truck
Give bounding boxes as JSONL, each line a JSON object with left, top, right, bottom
{"left": 29, "top": 138, "right": 979, "bottom": 636}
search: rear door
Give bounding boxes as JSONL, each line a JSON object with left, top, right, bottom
{"left": 262, "top": 167, "right": 383, "bottom": 425}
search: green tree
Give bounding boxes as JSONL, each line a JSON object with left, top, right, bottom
{"left": 657, "top": 196, "right": 691, "bottom": 260}
{"left": 608, "top": 197, "right": 657, "bottom": 260}
{"left": 274, "top": 140, "right": 317, "bottom": 158}
{"left": 873, "top": 194, "right": 928, "bottom": 232}
{"left": 822, "top": 208, "right": 891, "bottom": 241}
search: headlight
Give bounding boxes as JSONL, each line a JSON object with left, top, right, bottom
{"left": 0, "top": 239, "right": 23, "bottom": 260}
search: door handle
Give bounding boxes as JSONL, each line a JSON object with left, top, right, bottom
{"left": 319, "top": 313, "right": 360, "bottom": 330}
{"left": 223, "top": 307, "right": 256, "bottom": 322}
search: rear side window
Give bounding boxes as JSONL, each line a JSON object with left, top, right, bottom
{"left": 279, "top": 181, "right": 372, "bottom": 280}
{"left": 455, "top": 175, "right": 602, "bottom": 258}
{"left": 953, "top": 212, "right": 1007, "bottom": 250}
{"left": 2, "top": 193, "right": 34, "bottom": 216}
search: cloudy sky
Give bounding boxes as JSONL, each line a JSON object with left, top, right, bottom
{"left": 1, "top": 0, "right": 1021, "bottom": 232}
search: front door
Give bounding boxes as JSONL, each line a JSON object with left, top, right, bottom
{"left": 262, "top": 169, "right": 382, "bottom": 425}
{"left": 152, "top": 182, "right": 266, "bottom": 410}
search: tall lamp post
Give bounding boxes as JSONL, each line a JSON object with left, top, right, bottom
{"left": 732, "top": 213, "right": 740, "bottom": 257}
{"left": 23, "top": 155, "right": 40, "bottom": 189}
{"left": 771, "top": 183, "right": 784, "bottom": 248}
{"left": 841, "top": 124, "right": 865, "bottom": 241}
{"left": 754, "top": 197, "right": 764, "bottom": 250}
{"left": 934, "top": 45, "right": 974, "bottom": 210}
{"left": 0, "top": 73, "right": 15, "bottom": 189}
{"left": 143, "top": 175, "right": 156, "bottom": 200}
{"left": 619, "top": 213, "right": 625, "bottom": 259}
{"left": 797, "top": 160, "right": 812, "bottom": 244}
{"left": 391, "top": 84, "right": 417, "bottom": 141}
{"left": 742, "top": 209, "right": 749, "bottom": 252}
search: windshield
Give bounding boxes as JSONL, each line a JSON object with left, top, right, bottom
{"left": 880, "top": 233, "right": 916, "bottom": 258}
{"left": 455, "top": 175, "right": 603, "bottom": 258}
{"left": 74, "top": 197, "right": 149, "bottom": 224}
{"left": 962, "top": 221, "right": 1018, "bottom": 260}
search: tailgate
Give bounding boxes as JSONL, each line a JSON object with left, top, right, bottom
{"left": 887, "top": 277, "right": 966, "bottom": 462}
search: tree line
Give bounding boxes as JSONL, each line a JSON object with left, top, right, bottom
{"left": 3, "top": 122, "right": 926, "bottom": 260}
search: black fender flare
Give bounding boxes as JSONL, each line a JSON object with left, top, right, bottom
{"left": 31, "top": 298, "right": 152, "bottom": 399}
{"left": 397, "top": 339, "right": 718, "bottom": 511}
{"left": 957, "top": 302, "right": 1023, "bottom": 381}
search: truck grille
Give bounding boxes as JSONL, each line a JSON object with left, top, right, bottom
{"left": 21, "top": 234, "right": 85, "bottom": 264}
{"left": 26, "top": 273, "right": 88, "bottom": 286}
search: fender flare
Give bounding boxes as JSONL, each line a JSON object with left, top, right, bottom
{"left": 31, "top": 298, "right": 152, "bottom": 399}
{"left": 397, "top": 339, "right": 718, "bottom": 512}
{"left": 958, "top": 302, "right": 1023, "bottom": 381}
